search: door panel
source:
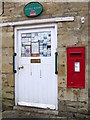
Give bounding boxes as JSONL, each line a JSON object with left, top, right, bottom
{"left": 16, "top": 26, "right": 57, "bottom": 110}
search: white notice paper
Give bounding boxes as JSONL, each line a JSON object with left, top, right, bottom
{"left": 75, "top": 62, "right": 80, "bottom": 72}
{"left": 32, "top": 42, "right": 39, "bottom": 54}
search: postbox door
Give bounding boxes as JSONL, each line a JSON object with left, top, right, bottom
{"left": 67, "top": 47, "right": 85, "bottom": 88}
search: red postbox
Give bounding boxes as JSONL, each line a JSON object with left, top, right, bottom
{"left": 67, "top": 47, "right": 85, "bottom": 88}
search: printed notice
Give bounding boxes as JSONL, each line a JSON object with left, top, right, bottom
{"left": 32, "top": 42, "right": 39, "bottom": 54}
{"left": 75, "top": 62, "right": 80, "bottom": 72}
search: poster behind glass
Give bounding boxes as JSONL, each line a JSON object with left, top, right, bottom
{"left": 21, "top": 31, "right": 51, "bottom": 57}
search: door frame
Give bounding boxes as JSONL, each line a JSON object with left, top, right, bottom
{"left": 14, "top": 23, "right": 58, "bottom": 110}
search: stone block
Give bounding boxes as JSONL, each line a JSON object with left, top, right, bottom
{"left": 78, "top": 91, "right": 88, "bottom": 102}
{"left": 2, "top": 99, "right": 14, "bottom": 110}
{"left": 78, "top": 108, "right": 88, "bottom": 114}
{"left": 2, "top": 86, "right": 14, "bottom": 93}
{"left": 58, "top": 49, "right": 66, "bottom": 64}
{"left": 2, "top": 32, "right": 14, "bottom": 48}
{"left": 58, "top": 111, "right": 67, "bottom": 117}
{"left": 62, "top": 16, "right": 81, "bottom": 29}
{"left": 58, "top": 55, "right": 66, "bottom": 66}
{"left": 57, "top": 23, "right": 63, "bottom": 29}
{"left": 66, "top": 106, "right": 77, "bottom": 113}
{"left": 46, "top": 3, "right": 63, "bottom": 16}
{"left": 59, "top": 32, "right": 79, "bottom": 47}
{"left": 66, "top": 101, "right": 87, "bottom": 109}
{"left": 2, "top": 64, "right": 13, "bottom": 74}
{"left": 4, "top": 2, "right": 15, "bottom": 9}
{"left": 2, "top": 48, "right": 13, "bottom": 57}
{"left": 9, "top": 56, "right": 13, "bottom": 64}
{"left": 7, "top": 27, "right": 13, "bottom": 32}
{"left": 58, "top": 64, "right": 65, "bottom": 77}
{"left": 2, "top": 74, "right": 7, "bottom": 80}
{"left": 2, "top": 92, "right": 14, "bottom": 100}
{"left": 8, "top": 74, "right": 14, "bottom": 87}
{"left": 8, "top": 48, "right": 13, "bottom": 56}
{"left": 72, "top": 89, "right": 88, "bottom": 102}
{"left": 58, "top": 87, "right": 87, "bottom": 102}
{"left": 2, "top": 56, "right": 9, "bottom": 64}
{"left": 79, "top": 9, "right": 88, "bottom": 16}
{"left": 2, "top": 48, "right": 8, "bottom": 56}
{"left": 65, "top": 89, "right": 75, "bottom": 101}
{"left": 2, "top": 27, "right": 8, "bottom": 32}
{"left": 75, "top": 113, "right": 88, "bottom": 119}
{"left": 58, "top": 100, "right": 88, "bottom": 115}
{"left": 58, "top": 77, "right": 66, "bottom": 88}
{"left": 58, "top": 88, "right": 67, "bottom": 101}
{"left": 2, "top": 74, "right": 8, "bottom": 86}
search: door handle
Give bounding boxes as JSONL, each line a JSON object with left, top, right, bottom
{"left": 55, "top": 51, "right": 58, "bottom": 74}
{"left": 13, "top": 53, "right": 17, "bottom": 73}
{"left": 18, "top": 65, "right": 24, "bottom": 70}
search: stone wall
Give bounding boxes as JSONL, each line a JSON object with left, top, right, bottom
{"left": 2, "top": 26, "right": 14, "bottom": 110}
{"left": 1, "top": 2, "right": 89, "bottom": 118}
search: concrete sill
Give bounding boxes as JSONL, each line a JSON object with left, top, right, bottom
{"left": 13, "top": 106, "right": 58, "bottom": 116}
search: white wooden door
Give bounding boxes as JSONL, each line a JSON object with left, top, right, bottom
{"left": 15, "top": 25, "right": 58, "bottom": 110}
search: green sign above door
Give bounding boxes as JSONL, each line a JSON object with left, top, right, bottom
{"left": 24, "top": 2, "right": 43, "bottom": 17}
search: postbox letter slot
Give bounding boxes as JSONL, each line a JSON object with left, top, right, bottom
{"left": 70, "top": 52, "right": 82, "bottom": 56}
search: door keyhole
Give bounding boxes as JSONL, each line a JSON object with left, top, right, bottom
{"left": 31, "top": 71, "right": 32, "bottom": 76}
{"left": 30, "top": 68, "right": 32, "bottom": 76}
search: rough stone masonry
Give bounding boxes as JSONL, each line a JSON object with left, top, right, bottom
{"left": 1, "top": 1, "right": 89, "bottom": 119}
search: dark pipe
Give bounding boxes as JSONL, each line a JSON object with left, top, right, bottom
{"left": 0, "top": 2, "right": 4, "bottom": 16}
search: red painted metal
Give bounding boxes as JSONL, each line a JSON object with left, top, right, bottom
{"left": 67, "top": 47, "right": 85, "bottom": 88}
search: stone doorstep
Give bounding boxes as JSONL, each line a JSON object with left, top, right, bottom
{"left": 13, "top": 106, "right": 58, "bottom": 116}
